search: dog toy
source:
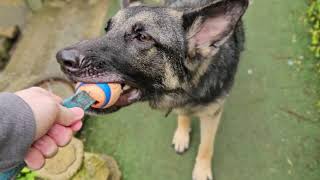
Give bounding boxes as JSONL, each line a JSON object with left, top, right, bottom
{"left": 75, "top": 83, "right": 122, "bottom": 109}
{"left": 0, "top": 83, "right": 122, "bottom": 180}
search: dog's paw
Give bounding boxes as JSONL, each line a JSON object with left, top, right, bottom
{"left": 192, "top": 160, "right": 213, "bottom": 180}
{"left": 172, "top": 128, "right": 191, "bottom": 154}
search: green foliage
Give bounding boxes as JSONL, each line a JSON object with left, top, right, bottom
{"left": 307, "top": 0, "right": 320, "bottom": 59}
{"left": 16, "top": 168, "right": 36, "bottom": 180}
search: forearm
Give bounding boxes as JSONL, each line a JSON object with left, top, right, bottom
{"left": 0, "top": 93, "right": 35, "bottom": 172}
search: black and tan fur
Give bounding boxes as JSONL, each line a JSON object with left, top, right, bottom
{"left": 56, "top": 0, "right": 249, "bottom": 179}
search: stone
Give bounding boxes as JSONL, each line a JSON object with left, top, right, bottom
{"left": 101, "top": 154, "right": 122, "bottom": 180}
{"left": 73, "top": 153, "right": 121, "bottom": 180}
{"left": 72, "top": 153, "right": 110, "bottom": 180}
{"left": 26, "top": 0, "right": 43, "bottom": 11}
{"left": 0, "top": 26, "right": 19, "bottom": 70}
{"left": 45, "top": 0, "right": 67, "bottom": 8}
{"left": 0, "top": 26, "right": 19, "bottom": 39}
{"left": 0, "top": 37, "right": 10, "bottom": 70}
{"left": 35, "top": 138, "right": 84, "bottom": 180}
{"left": 35, "top": 139, "right": 121, "bottom": 180}
{"left": 0, "top": 38, "right": 9, "bottom": 58}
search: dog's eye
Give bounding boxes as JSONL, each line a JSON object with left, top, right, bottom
{"left": 132, "top": 23, "right": 153, "bottom": 42}
{"left": 137, "top": 33, "right": 152, "bottom": 42}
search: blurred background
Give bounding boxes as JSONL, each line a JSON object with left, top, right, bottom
{"left": 1, "top": 0, "right": 320, "bottom": 180}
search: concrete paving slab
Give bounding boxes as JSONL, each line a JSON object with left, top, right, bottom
{"left": 0, "top": 0, "right": 108, "bottom": 92}
{"left": 0, "top": 0, "right": 29, "bottom": 28}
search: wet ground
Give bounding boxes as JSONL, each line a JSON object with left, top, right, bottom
{"left": 81, "top": 0, "right": 320, "bottom": 180}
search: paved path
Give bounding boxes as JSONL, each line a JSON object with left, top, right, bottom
{"left": 83, "top": 0, "right": 320, "bottom": 180}
{"left": 0, "top": 0, "right": 108, "bottom": 92}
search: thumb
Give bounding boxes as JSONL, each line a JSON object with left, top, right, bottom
{"left": 56, "top": 106, "right": 84, "bottom": 126}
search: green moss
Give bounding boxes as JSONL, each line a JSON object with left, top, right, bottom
{"left": 307, "top": 0, "right": 320, "bottom": 59}
{"left": 16, "top": 168, "right": 36, "bottom": 180}
{"left": 72, "top": 153, "right": 110, "bottom": 180}
{"left": 306, "top": 0, "right": 320, "bottom": 111}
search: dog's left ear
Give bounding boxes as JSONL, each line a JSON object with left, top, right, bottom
{"left": 121, "top": 0, "right": 142, "bottom": 8}
{"left": 183, "top": 0, "right": 249, "bottom": 57}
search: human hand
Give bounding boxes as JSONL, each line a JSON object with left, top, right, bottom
{"left": 15, "top": 87, "right": 84, "bottom": 170}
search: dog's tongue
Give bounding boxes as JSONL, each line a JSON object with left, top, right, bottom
{"left": 115, "top": 89, "right": 141, "bottom": 106}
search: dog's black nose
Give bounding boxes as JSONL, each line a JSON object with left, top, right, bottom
{"left": 56, "top": 49, "right": 83, "bottom": 69}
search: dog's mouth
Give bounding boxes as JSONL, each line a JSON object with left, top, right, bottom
{"left": 115, "top": 83, "right": 142, "bottom": 106}
{"left": 68, "top": 74, "right": 143, "bottom": 110}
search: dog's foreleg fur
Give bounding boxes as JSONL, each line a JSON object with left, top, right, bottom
{"left": 193, "top": 104, "right": 223, "bottom": 180}
{"left": 172, "top": 114, "right": 192, "bottom": 153}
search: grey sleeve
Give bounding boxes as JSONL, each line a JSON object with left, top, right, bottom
{"left": 0, "top": 93, "right": 35, "bottom": 172}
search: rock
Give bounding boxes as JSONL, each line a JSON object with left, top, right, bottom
{"left": 0, "top": 38, "right": 9, "bottom": 58}
{"left": 45, "top": 0, "right": 67, "bottom": 8}
{"left": 34, "top": 138, "right": 122, "bottom": 180}
{"left": 0, "top": 26, "right": 19, "bottom": 39}
{"left": 0, "top": 26, "right": 19, "bottom": 70}
{"left": 72, "top": 153, "right": 121, "bottom": 180}
{"left": 102, "top": 154, "right": 122, "bottom": 180}
{"left": 0, "top": 37, "right": 10, "bottom": 70}
{"left": 26, "top": 0, "right": 43, "bottom": 11}
{"left": 35, "top": 138, "right": 84, "bottom": 180}
{"left": 72, "top": 153, "right": 110, "bottom": 180}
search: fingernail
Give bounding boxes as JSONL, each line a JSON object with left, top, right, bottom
{"left": 24, "top": 148, "right": 45, "bottom": 170}
{"left": 70, "top": 107, "right": 84, "bottom": 119}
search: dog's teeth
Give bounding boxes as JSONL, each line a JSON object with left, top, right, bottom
{"left": 123, "top": 85, "right": 131, "bottom": 91}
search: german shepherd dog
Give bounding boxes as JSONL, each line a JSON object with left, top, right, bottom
{"left": 57, "top": 0, "right": 249, "bottom": 179}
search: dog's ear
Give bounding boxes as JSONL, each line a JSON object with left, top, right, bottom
{"left": 121, "top": 0, "right": 142, "bottom": 8}
{"left": 183, "top": 0, "right": 249, "bottom": 57}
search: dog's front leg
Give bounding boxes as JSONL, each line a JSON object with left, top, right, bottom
{"left": 193, "top": 105, "right": 223, "bottom": 180}
{"left": 172, "top": 114, "right": 192, "bottom": 154}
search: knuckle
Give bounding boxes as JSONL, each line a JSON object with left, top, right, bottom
{"left": 52, "top": 102, "right": 61, "bottom": 112}
{"left": 47, "top": 100, "right": 60, "bottom": 114}
{"left": 29, "top": 87, "right": 48, "bottom": 94}
{"left": 29, "top": 87, "right": 43, "bottom": 92}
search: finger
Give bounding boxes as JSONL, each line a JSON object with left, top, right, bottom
{"left": 56, "top": 106, "right": 84, "bottom": 126}
{"left": 49, "top": 92, "right": 63, "bottom": 103}
{"left": 24, "top": 147, "right": 45, "bottom": 170}
{"left": 48, "top": 124, "right": 73, "bottom": 146}
{"left": 71, "top": 121, "right": 83, "bottom": 132}
{"left": 33, "top": 135, "right": 58, "bottom": 158}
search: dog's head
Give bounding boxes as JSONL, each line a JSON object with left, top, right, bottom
{"left": 56, "top": 0, "right": 249, "bottom": 114}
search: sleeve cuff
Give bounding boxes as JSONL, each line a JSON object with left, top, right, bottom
{"left": 0, "top": 92, "right": 35, "bottom": 172}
